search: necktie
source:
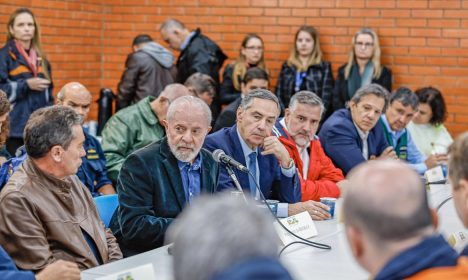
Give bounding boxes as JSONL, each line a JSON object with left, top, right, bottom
{"left": 248, "top": 152, "right": 257, "bottom": 197}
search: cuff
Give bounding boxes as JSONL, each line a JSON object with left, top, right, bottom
{"left": 277, "top": 203, "right": 288, "bottom": 218}
{"left": 280, "top": 162, "right": 296, "bottom": 178}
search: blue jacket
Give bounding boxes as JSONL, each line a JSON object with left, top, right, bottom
{"left": 375, "top": 234, "right": 459, "bottom": 280}
{"left": 0, "top": 245, "right": 34, "bottom": 280}
{"left": 76, "top": 129, "right": 112, "bottom": 196}
{"left": 318, "top": 109, "right": 388, "bottom": 175}
{"left": 0, "top": 40, "right": 53, "bottom": 138}
{"left": 203, "top": 125, "right": 301, "bottom": 203}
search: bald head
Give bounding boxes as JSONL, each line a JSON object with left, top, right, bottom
{"left": 57, "top": 82, "right": 92, "bottom": 122}
{"left": 343, "top": 161, "right": 433, "bottom": 244}
{"left": 151, "top": 83, "right": 193, "bottom": 122}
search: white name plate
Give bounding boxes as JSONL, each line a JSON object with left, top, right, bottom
{"left": 95, "top": 263, "right": 155, "bottom": 280}
{"left": 425, "top": 165, "right": 445, "bottom": 184}
{"left": 274, "top": 211, "right": 318, "bottom": 245}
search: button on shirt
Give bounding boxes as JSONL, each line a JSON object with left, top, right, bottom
{"left": 177, "top": 153, "right": 202, "bottom": 204}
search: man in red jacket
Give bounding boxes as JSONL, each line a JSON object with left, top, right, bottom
{"left": 273, "top": 91, "right": 344, "bottom": 219}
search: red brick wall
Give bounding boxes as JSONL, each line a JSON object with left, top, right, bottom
{"left": 1, "top": 0, "right": 468, "bottom": 136}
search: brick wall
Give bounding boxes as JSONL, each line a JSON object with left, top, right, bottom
{"left": 1, "top": 0, "right": 467, "bottom": 136}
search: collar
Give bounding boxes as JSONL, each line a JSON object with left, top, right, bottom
{"left": 236, "top": 127, "right": 257, "bottom": 158}
{"left": 353, "top": 121, "right": 369, "bottom": 140}
{"left": 381, "top": 114, "right": 407, "bottom": 139}
{"left": 137, "top": 96, "right": 159, "bottom": 126}
{"left": 180, "top": 31, "right": 196, "bottom": 51}
{"left": 24, "top": 157, "right": 75, "bottom": 193}
{"left": 177, "top": 152, "right": 203, "bottom": 172}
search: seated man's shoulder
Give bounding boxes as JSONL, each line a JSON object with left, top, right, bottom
{"left": 321, "top": 110, "right": 355, "bottom": 135}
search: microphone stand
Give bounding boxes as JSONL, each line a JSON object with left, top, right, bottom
{"left": 225, "top": 164, "right": 247, "bottom": 201}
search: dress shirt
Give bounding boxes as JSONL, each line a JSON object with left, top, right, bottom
{"left": 177, "top": 153, "right": 202, "bottom": 204}
{"left": 353, "top": 122, "right": 369, "bottom": 160}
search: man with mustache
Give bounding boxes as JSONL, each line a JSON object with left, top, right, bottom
{"left": 380, "top": 87, "right": 441, "bottom": 174}
{"left": 204, "top": 89, "right": 301, "bottom": 217}
{"left": 273, "top": 91, "right": 344, "bottom": 220}
{"left": 109, "top": 96, "right": 219, "bottom": 256}
{"left": 319, "top": 83, "right": 396, "bottom": 175}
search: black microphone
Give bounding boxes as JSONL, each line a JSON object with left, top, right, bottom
{"left": 212, "top": 149, "right": 249, "bottom": 173}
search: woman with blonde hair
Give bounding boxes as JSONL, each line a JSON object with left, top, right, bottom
{"left": 276, "top": 25, "right": 334, "bottom": 110}
{"left": 220, "top": 33, "right": 267, "bottom": 105}
{"left": 332, "top": 28, "right": 392, "bottom": 116}
{"left": 0, "top": 7, "right": 53, "bottom": 155}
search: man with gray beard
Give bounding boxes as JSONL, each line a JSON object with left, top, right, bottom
{"left": 109, "top": 96, "right": 219, "bottom": 256}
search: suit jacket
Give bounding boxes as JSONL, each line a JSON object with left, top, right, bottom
{"left": 109, "top": 137, "right": 219, "bottom": 256}
{"left": 0, "top": 245, "right": 34, "bottom": 280}
{"left": 273, "top": 121, "right": 343, "bottom": 201}
{"left": 213, "top": 97, "right": 241, "bottom": 132}
{"left": 203, "top": 125, "right": 300, "bottom": 203}
{"left": 318, "top": 109, "right": 388, "bottom": 175}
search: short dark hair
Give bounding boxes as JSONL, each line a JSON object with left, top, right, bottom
{"left": 242, "top": 67, "right": 269, "bottom": 84}
{"left": 184, "top": 73, "right": 216, "bottom": 98}
{"left": 132, "top": 34, "right": 152, "bottom": 47}
{"left": 24, "top": 106, "right": 82, "bottom": 159}
{"left": 389, "top": 87, "right": 419, "bottom": 111}
{"left": 351, "top": 83, "right": 389, "bottom": 112}
{"left": 415, "top": 87, "right": 447, "bottom": 126}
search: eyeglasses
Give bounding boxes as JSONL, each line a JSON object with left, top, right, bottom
{"left": 355, "top": 42, "right": 374, "bottom": 48}
{"left": 244, "top": 46, "right": 263, "bottom": 51}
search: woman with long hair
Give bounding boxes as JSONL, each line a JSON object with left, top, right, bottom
{"left": 0, "top": 7, "right": 53, "bottom": 155}
{"left": 331, "top": 28, "right": 392, "bottom": 117}
{"left": 219, "top": 33, "right": 267, "bottom": 105}
{"left": 276, "top": 25, "right": 334, "bottom": 110}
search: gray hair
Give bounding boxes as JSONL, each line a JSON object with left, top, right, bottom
{"left": 289, "top": 90, "right": 325, "bottom": 117}
{"left": 160, "top": 18, "right": 185, "bottom": 31}
{"left": 389, "top": 87, "right": 419, "bottom": 111}
{"left": 351, "top": 83, "right": 389, "bottom": 113}
{"left": 24, "top": 106, "right": 82, "bottom": 159}
{"left": 239, "top": 89, "right": 280, "bottom": 114}
{"left": 167, "top": 194, "right": 279, "bottom": 280}
{"left": 166, "top": 95, "right": 212, "bottom": 126}
{"left": 184, "top": 72, "right": 216, "bottom": 97}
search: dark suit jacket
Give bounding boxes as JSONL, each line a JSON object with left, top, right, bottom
{"left": 109, "top": 137, "right": 219, "bottom": 256}
{"left": 213, "top": 97, "right": 241, "bottom": 132}
{"left": 318, "top": 109, "right": 388, "bottom": 175}
{"left": 203, "top": 125, "right": 300, "bottom": 203}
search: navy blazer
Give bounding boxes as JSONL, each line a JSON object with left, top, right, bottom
{"left": 203, "top": 125, "right": 300, "bottom": 203}
{"left": 110, "top": 137, "right": 219, "bottom": 256}
{"left": 318, "top": 109, "right": 388, "bottom": 175}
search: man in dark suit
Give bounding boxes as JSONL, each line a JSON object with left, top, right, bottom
{"left": 318, "top": 83, "right": 396, "bottom": 175}
{"left": 110, "top": 96, "right": 219, "bottom": 256}
{"left": 204, "top": 89, "right": 301, "bottom": 218}
{"left": 213, "top": 67, "right": 269, "bottom": 132}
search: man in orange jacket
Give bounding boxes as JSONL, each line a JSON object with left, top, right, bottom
{"left": 273, "top": 91, "right": 344, "bottom": 220}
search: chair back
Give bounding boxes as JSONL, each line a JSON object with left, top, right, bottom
{"left": 93, "top": 194, "right": 118, "bottom": 227}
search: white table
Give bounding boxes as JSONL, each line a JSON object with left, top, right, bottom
{"left": 81, "top": 184, "right": 463, "bottom": 280}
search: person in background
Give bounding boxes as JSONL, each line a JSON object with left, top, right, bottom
{"left": 116, "top": 34, "right": 175, "bottom": 111}
{"left": 101, "top": 83, "right": 192, "bottom": 182}
{"left": 332, "top": 28, "right": 391, "bottom": 118}
{"left": 57, "top": 82, "right": 115, "bottom": 196}
{"left": 167, "top": 194, "right": 293, "bottom": 280}
{"left": 276, "top": 26, "right": 333, "bottom": 112}
{"left": 344, "top": 160, "right": 468, "bottom": 279}
{"left": 220, "top": 33, "right": 267, "bottom": 106}
{"left": 0, "top": 8, "right": 53, "bottom": 155}
{"left": 380, "top": 87, "right": 441, "bottom": 175}
{"left": 0, "top": 90, "right": 11, "bottom": 163}
{"left": 407, "top": 87, "right": 453, "bottom": 157}
{"left": 213, "top": 67, "right": 269, "bottom": 132}
{"left": 184, "top": 72, "right": 217, "bottom": 106}
{"left": 110, "top": 96, "right": 218, "bottom": 256}
{"left": 319, "top": 84, "right": 396, "bottom": 175}
{"left": 274, "top": 91, "right": 343, "bottom": 218}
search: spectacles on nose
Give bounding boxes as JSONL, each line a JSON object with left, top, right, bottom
{"left": 245, "top": 46, "right": 263, "bottom": 51}
{"left": 355, "top": 42, "right": 374, "bottom": 49}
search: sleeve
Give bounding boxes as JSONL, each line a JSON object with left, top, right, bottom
{"left": 0, "top": 192, "right": 56, "bottom": 271}
{"left": 212, "top": 109, "right": 237, "bottom": 132}
{"left": 275, "top": 164, "right": 301, "bottom": 204}
{"left": 0, "top": 51, "right": 29, "bottom": 103}
{"left": 330, "top": 68, "right": 346, "bottom": 117}
{"left": 275, "top": 63, "right": 291, "bottom": 109}
{"left": 219, "top": 65, "right": 240, "bottom": 105}
{"left": 116, "top": 154, "right": 173, "bottom": 248}
{"left": 104, "top": 228, "right": 123, "bottom": 262}
{"left": 93, "top": 140, "right": 113, "bottom": 189}
{"left": 101, "top": 117, "right": 134, "bottom": 182}
{"left": 381, "top": 67, "right": 392, "bottom": 92}
{"left": 0, "top": 246, "right": 35, "bottom": 280}
{"left": 116, "top": 54, "right": 139, "bottom": 110}
{"left": 321, "top": 62, "right": 335, "bottom": 115}
{"left": 407, "top": 133, "right": 428, "bottom": 174}
{"left": 187, "top": 47, "right": 219, "bottom": 81}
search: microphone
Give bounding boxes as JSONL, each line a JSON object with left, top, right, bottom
{"left": 212, "top": 149, "right": 249, "bottom": 173}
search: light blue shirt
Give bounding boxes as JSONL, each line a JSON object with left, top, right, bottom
{"left": 180, "top": 31, "right": 196, "bottom": 51}
{"left": 381, "top": 115, "right": 428, "bottom": 174}
{"left": 236, "top": 128, "right": 293, "bottom": 217}
{"left": 177, "top": 153, "right": 202, "bottom": 204}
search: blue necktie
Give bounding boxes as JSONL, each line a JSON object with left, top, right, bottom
{"left": 248, "top": 152, "right": 257, "bottom": 197}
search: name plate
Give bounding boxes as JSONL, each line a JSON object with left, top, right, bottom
{"left": 274, "top": 211, "right": 318, "bottom": 245}
{"left": 425, "top": 165, "right": 445, "bottom": 184}
{"left": 95, "top": 263, "right": 155, "bottom": 280}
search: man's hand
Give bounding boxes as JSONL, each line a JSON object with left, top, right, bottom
{"left": 98, "top": 184, "right": 116, "bottom": 195}
{"left": 26, "top": 77, "right": 50, "bottom": 91}
{"left": 425, "top": 154, "right": 440, "bottom": 169}
{"left": 370, "top": 146, "right": 397, "bottom": 160}
{"left": 35, "top": 260, "right": 80, "bottom": 280}
{"left": 288, "top": 201, "right": 331, "bottom": 220}
{"left": 261, "top": 136, "right": 293, "bottom": 168}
